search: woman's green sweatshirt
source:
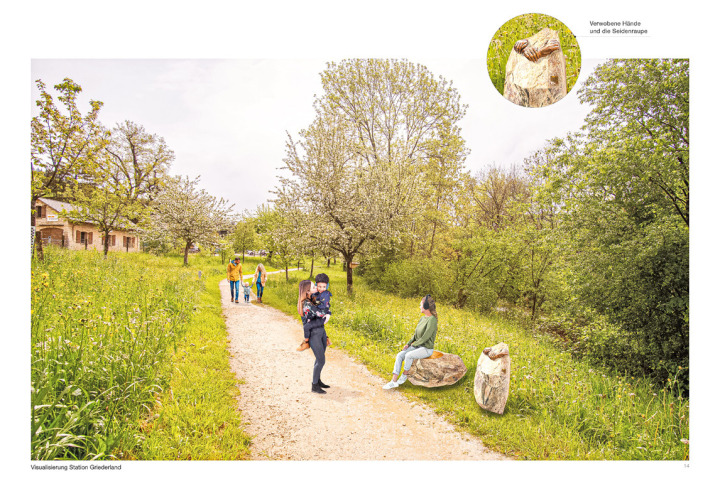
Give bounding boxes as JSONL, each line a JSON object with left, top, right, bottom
{"left": 407, "top": 315, "right": 437, "bottom": 349}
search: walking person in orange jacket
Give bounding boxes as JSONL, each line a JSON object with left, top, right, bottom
{"left": 227, "top": 256, "right": 243, "bottom": 303}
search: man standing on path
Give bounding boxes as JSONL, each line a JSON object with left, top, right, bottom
{"left": 227, "top": 256, "right": 243, "bottom": 303}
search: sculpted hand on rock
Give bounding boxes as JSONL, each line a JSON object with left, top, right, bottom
{"left": 538, "top": 39, "right": 560, "bottom": 57}
{"left": 523, "top": 45, "right": 540, "bottom": 62}
{"left": 513, "top": 37, "right": 560, "bottom": 62}
{"left": 483, "top": 344, "right": 509, "bottom": 360}
{"left": 513, "top": 39, "right": 529, "bottom": 53}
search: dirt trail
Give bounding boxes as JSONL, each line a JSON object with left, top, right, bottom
{"left": 222, "top": 274, "right": 507, "bottom": 460}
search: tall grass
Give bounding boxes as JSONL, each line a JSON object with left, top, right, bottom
{"left": 31, "top": 249, "right": 251, "bottom": 459}
{"left": 263, "top": 265, "right": 689, "bottom": 460}
{"left": 132, "top": 265, "right": 251, "bottom": 459}
{"left": 487, "top": 13, "right": 581, "bottom": 96}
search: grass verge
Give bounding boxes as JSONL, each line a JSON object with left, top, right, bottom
{"left": 131, "top": 264, "right": 251, "bottom": 459}
{"left": 31, "top": 249, "right": 251, "bottom": 460}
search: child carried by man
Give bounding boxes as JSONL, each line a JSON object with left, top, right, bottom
{"left": 297, "top": 273, "right": 332, "bottom": 351}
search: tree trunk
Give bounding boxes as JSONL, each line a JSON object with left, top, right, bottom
{"left": 32, "top": 197, "right": 45, "bottom": 261}
{"left": 285, "top": 265, "right": 289, "bottom": 281}
{"left": 346, "top": 264, "right": 354, "bottom": 295}
{"left": 327, "top": 256, "right": 331, "bottom": 267}
{"left": 184, "top": 241, "right": 191, "bottom": 266}
{"left": 531, "top": 294, "right": 537, "bottom": 320}
{"left": 103, "top": 233, "right": 110, "bottom": 257}
{"left": 428, "top": 223, "right": 437, "bottom": 258}
{"left": 310, "top": 255, "right": 315, "bottom": 279}
{"left": 345, "top": 254, "right": 354, "bottom": 295}
{"left": 35, "top": 231, "right": 44, "bottom": 260}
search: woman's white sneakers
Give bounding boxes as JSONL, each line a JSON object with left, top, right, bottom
{"left": 383, "top": 374, "right": 408, "bottom": 390}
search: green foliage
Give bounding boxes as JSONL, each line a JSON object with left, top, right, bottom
{"left": 530, "top": 59, "right": 689, "bottom": 392}
{"left": 487, "top": 13, "right": 581, "bottom": 95}
{"left": 232, "top": 216, "right": 257, "bottom": 258}
{"left": 31, "top": 76, "right": 105, "bottom": 260}
{"left": 278, "top": 58, "right": 469, "bottom": 293}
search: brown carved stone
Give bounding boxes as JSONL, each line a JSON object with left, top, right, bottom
{"left": 406, "top": 351, "right": 467, "bottom": 387}
{"left": 474, "top": 343, "right": 511, "bottom": 414}
{"left": 503, "top": 28, "right": 567, "bottom": 107}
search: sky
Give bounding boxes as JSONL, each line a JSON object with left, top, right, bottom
{"left": 30, "top": 56, "right": 602, "bottom": 214}
{"left": 5, "top": 0, "right": 719, "bottom": 488}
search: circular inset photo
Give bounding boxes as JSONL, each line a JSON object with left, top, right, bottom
{"left": 487, "top": 13, "right": 580, "bottom": 107}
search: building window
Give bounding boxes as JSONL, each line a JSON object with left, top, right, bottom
{"left": 76, "top": 231, "right": 93, "bottom": 246}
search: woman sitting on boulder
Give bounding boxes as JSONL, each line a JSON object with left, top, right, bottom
{"left": 383, "top": 295, "right": 437, "bottom": 390}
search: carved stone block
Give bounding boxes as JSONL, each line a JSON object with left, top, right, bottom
{"left": 503, "top": 28, "right": 567, "bottom": 107}
{"left": 474, "top": 342, "right": 511, "bottom": 414}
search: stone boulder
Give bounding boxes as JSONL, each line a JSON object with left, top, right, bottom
{"left": 406, "top": 351, "right": 467, "bottom": 387}
{"left": 503, "top": 28, "right": 567, "bottom": 107}
{"left": 474, "top": 342, "right": 511, "bottom": 414}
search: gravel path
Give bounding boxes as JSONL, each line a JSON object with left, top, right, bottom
{"left": 222, "top": 275, "right": 507, "bottom": 460}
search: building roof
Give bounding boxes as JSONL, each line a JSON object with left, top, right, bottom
{"left": 36, "top": 197, "right": 137, "bottom": 232}
{"left": 38, "top": 197, "right": 79, "bottom": 214}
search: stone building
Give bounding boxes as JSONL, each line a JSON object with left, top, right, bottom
{"left": 34, "top": 197, "right": 140, "bottom": 252}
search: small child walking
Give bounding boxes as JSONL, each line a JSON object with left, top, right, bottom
{"left": 242, "top": 282, "right": 252, "bottom": 303}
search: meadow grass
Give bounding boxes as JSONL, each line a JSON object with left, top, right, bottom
{"left": 31, "top": 248, "right": 251, "bottom": 459}
{"left": 131, "top": 259, "right": 251, "bottom": 459}
{"left": 263, "top": 264, "right": 690, "bottom": 460}
{"left": 487, "top": 13, "right": 581, "bottom": 96}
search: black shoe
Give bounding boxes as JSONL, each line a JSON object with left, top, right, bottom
{"left": 318, "top": 380, "right": 330, "bottom": 389}
{"left": 311, "top": 383, "right": 326, "bottom": 394}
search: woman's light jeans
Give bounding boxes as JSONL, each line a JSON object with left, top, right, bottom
{"left": 393, "top": 346, "right": 433, "bottom": 375}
